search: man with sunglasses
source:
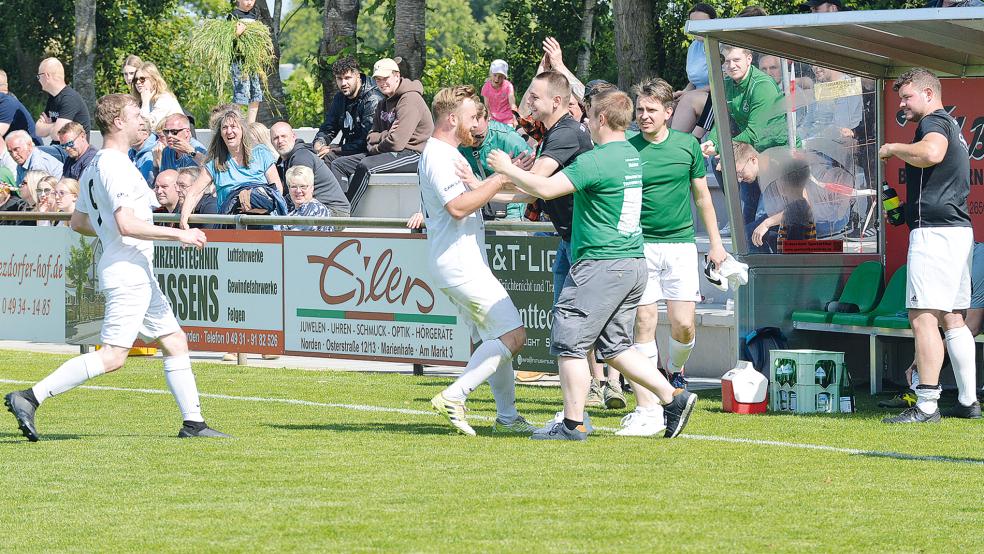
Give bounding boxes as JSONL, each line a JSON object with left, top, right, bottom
{"left": 57, "top": 121, "right": 96, "bottom": 180}
{"left": 158, "top": 113, "right": 206, "bottom": 174}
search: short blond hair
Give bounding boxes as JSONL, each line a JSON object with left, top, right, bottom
{"left": 94, "top": 93, "right": 137, "bottom": 134}
{"left": 286, "top": 165, "right": 314, "bottom": 188}
{"left": 589, "top": 90, "right": 633, "bottom": 131}
{"left": 733, "top": 141, "right": 758, "bottom": 164}
{"left": 431, "top": 85, "right": 476, "bottom": 121}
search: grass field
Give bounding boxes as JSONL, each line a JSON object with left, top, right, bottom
{"left": 1, "top": 349, "right": 982, "bottom": 552}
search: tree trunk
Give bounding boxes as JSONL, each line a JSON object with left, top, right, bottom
{"left": 257, "top": 0, "right": 288, "bottom": 124}
{"left": 394, "top": 0, "right": 425, "bottom": 81}
{"left": 575, "top": 0, "right": 597, "bottom": 79}
{"left": 319, "top": 0, "right": 361, "bottom": 114}
{"left": 612, "top": 0, "right": 654, "bottom": 92}
{"left": 72, "top": 0, "right": 97, "bottom": 115}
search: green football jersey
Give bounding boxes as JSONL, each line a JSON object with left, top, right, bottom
{"left": 561, "top": 140, "right": 644, "bottom": 263}
{"left": 629, "top": 130, "right": 705, "bottom": 243}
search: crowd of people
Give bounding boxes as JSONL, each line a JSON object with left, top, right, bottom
{"left": 2, "top": 2, "right": 981, "bottom": 443}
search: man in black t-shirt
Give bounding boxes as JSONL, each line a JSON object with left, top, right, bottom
{"left": 35, "top": 58, "right": 91, "bottom": 163}
{"left": 879, "top": 67, "right": 979, "bottom": 423}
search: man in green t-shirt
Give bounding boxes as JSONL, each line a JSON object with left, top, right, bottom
{"left": 489, "top": 89, "right": 699, "bottom": 441}
{"left": 457, "top": 101, "right": 533, "bottom": 219}
{"left": 612, "top": 78, "right": 728, "bottom": 437}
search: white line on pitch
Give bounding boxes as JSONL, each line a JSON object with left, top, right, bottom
{"left": 2, "top": 379, "right": 982, "bottom": 466}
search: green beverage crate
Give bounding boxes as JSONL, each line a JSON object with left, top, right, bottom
{"left": 769, "top": 350, "right": 844, "bottom": 413}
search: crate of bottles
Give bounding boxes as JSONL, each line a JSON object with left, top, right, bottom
{"left": 769, "top": 349, "right": 844, "bottom": 413}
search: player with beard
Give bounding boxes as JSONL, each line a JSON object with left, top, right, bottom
{"left": 412, "top": 85, "right": 535, "bottom": 436}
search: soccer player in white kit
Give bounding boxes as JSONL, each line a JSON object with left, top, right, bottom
{"left": 413, "top": 85, "right": 534, "bottom": 436}
{"left": 3, "top": 94, "right": 230, "bottom": 441}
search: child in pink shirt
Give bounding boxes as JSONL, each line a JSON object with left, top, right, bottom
{"left": 481, "top": 59, "right": 518, "bottom": 126}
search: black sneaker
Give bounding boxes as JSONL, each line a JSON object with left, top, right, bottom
{"left": 178, "top": 422, "right": 233, "bottom": 439}
{"left": 882, "top": 406, "right": 941, "bottom": 424}
{"left": 4, "top": 390, "right": 39, "bottom": 442}
{"left": 941, "top": 401, "right": 982, "bottom": 419}
{"left": 664, "top": 390, "right": 698, "bottom": 438}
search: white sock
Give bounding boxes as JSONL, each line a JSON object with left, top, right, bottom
{"left": 444, "top": 339, "right": 512, "bottom": 403}
{"left": 944, "top": 326, "right": 978, "bottom": 406}
{"left": 668, "top": 337, "right": 695, "bottom": 374}
{"left": 32, "top": 352, "right": 106, "bottom": 405}
{"left": 634, "top": 341, "right": 659, "bottom": 367}
{"left": 915, "top": 385, "right": 941, "bottom": 415}
{"left": 164, "top": 356, "right": 204, "bottom": 423}
{"left": 487, "top": 357, "right": 518, "bottom": 423}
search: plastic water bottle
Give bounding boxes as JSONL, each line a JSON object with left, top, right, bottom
{"left": 882, "top": 182, "right": 905, "bottom": 226}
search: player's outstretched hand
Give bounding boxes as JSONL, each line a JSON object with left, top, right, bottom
{"left": 407, "top": 212, "right": 424, "bottom": 230}
{"left": 511, "top": 151, "right": 534, "bottom": 171}
{"left": 487, "top": 150, "right": 512, "bottom": 175}
{"left": 454, "top": 160, "right": 479, "bottom": 190}
{"left": 700, "top": 140, "right": 717, "bottom": 158}
{"left": 180, "top": 228, "right": 208, "bottom": 249}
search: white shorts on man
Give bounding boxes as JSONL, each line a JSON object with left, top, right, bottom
{"left": 906, "top": 227, "right": 973, "bottom": 311}
{"left": 418, "top": 137, "right": 528, "bottom": 436}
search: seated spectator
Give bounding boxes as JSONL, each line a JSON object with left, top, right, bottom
{"left": 26, "top": 172, "right": 58, "bottom": 226}
{"left": 16, "top": 169, "right": 48, "bottom": 209}
{"left": 35, "top": 57, "right": 91, "bottom": 162}
{"left": 312, "top": 56, "right": 383, "bottom": 163}
{"left": 153, "top": 169, "right": 182, "bottom": 227}
{"left": 270, "top": 121, "right": 350, "bottom": 217}
{"left": 281, "top": 166, "right": 333, "bottom": 232}
{"left": 248, "top": 121, "right": 278, "bottom": 157}
{"left": 121, "top": 54, "right": 143, "bottom": 88}
{"left": 0, "top": 137, "right": 16, "bottom": 180}
{"left": 457, "top": 101, "right": 532, "bottom": 219}
{"left": 5, "top": 130, "right": 62, "bottom": 183}
{"left": 131, "top": 62, "right": 184, "bottom": 129}
{"left": 328, "top": 57, "right": 434, "bottom": 212}
{"left": 670, "top": 4, "right": 716, "bottom": 138}
{"left": 758, "top": 55, "right": 782, "bottom": 84}
{"left": 158, "top": 113, "right": 206, "bottom": 174}
{"left": 130, "top": 114, "right": 158, "bottom": 186}
{"left": 176, "top": 166, "right": 218, "bottom": 228}
{"left": 805, "top": 0, "right": 845, "bottom": 11}
{"left": 179, "top": 107, "right": 285, "bottom": 226}
{"left": 52, "top": 177, "right": 79, "bottom": 226}
{"left": 776, "top": 158, "right": 817, "bottom": 252}
{"left": 0, "top": 178, "right": 33, "bottom": 225}
{"left": 0, "top": 90, "right": 41, "bottom": 145}
{"left": 482, "top": 59, "right": 518, "bottom": 126}
{"left": 57, "top": 121, "right": 97, "bottom": 180}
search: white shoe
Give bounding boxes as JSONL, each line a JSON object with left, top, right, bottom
{"left": 551, "top": 410, "right": 594, "bottom": 434}
{"left": 614, "top": 408, "right": 666, "bottom": 437}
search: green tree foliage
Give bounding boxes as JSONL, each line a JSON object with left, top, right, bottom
{"left": 283, "top": 65, "right": 324, "bottom": 127}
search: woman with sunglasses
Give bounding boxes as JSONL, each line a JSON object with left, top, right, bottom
{"left": 130, "top": 62, "right": 183, "bottom": 128}
{"left": 23, "top": 172, "right": 58, "bottom": 225}
{"left": 52, "top": 177, "right": 79, "bottom": 225}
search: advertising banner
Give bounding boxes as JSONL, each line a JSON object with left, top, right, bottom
{"left": 883, "top": 78, "right": 984, "bottom": 273}
{"left": 485, "top": 234, "right": 559, "bottom": 373}
{"left": 152, "top": 230, "right": 284, "bottom": 354}
{"left": 0, "top": 226, "right": 67, "bottom": 343}
{"left": 283, "top": 233, "right": 470, "bottom": 365}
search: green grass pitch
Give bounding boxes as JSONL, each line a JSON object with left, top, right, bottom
{"left": 1, "top": 349, "right": 982, "bottom": 552}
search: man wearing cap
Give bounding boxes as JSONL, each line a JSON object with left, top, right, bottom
{"left": 327, "top": 57, "right": 434, "bottom": 213}
{"left": 482, "top": 60, "right": 518, "bottom": 127}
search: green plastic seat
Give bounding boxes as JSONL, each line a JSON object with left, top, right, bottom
{"left": 792, "top": 260, "right": 884, "bottom": 324}
{"left": 832, "top": 265, "right": 908, "bottom": 327}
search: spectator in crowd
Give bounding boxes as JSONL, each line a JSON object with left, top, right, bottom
{"left": 130, "top": 114, "right": 158, "bottom": 186}
{"left": 131, "top": 62, "right": 184, "bottom": 129}
{"left": 758, "top": 55, "right": 783, "bottom": 84}
{"left": 57, "top": 121, "right": 97, "bottom": 180}
{"left": 280, "top": 166, "right": 334, "bottom": 232}
{"left": 6, "top": 130, "right": 63, "bottom": 183}
{"left": 248, "top": 122, "right": 277, "bottom": 157}
{"left": 157, "top": 113, "right": 206, "bottom": 174}
{"left": 35, "top": 57, "right": 92, "bottom": 160}
{"left": 0, "top": 178, "right": 33, "bottom": 225}
{"left": 805, "top": 0, "right": 845, "bottom": 11}
{"left": 329, "top": 57, "right": 434, "bottom": 212}
{"left": 670, "top": 3, "right": 716, "bottom": 138}
{"left": 798, "top": 64, "right": 863, "bottom": 143}
{"left": 230, "top": 0, "right": 264, "bottom": 123}
{"left": 0, "top": 90, "right": 41, "bottom": 144}
{"left": 179, "top": 107, "right": 285, "bottom": 225}
{"left": 29, "top": 173, "right": 59, "bottom": 226}
{"left": 738, "top": 4, "right": 769, "bottom": 16}
{"left": 0, "top": 136, "right": 16, "bottom": 178}
{"left": 0, "top": 69, "right": 8, "bottom": 94}
{"left": 121, "top": 54, "right": 143, "bottom": 88}
{"left": 482, "top": 59, "right": 518, "bottom": 126}
{"left": 270, "top": 121, "right": 350, "bottom": 217}
{"left": 775, "top": 158, "right": 817, "bottom": 252}
{"left": 457, "top": 101, "right": 532, "bottom": 219}
{"left": 312, "top": 56, "right": 383, "bottom": 163}
{"left": 52, "top": 177, "right": 79, "bottom": 225}
{"left": 154, "top": 169, "right": 182, "bottom": 223}
{"left": 16, "top": 169, "right": 49, "bottom": 209}
{"left": 518, "top": 38, "right": 585, "bottom": 119}
{"left": 175, "top": 166, "right": 218, "bottom": 228}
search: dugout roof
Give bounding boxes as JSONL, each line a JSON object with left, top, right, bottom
{"left": 686, "top": 7, "right": 984, "bottom": 79}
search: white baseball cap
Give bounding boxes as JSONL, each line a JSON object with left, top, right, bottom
{"left": 489, "top": 59, "right": 509, "bottom": 78}
{"left": 372, "top": 58, "right": 400, "bottom": 78}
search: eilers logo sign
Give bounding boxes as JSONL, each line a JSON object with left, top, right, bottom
{"left": 307, "top": 239, "right": 436, "bottom": 313}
